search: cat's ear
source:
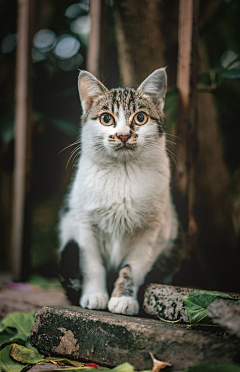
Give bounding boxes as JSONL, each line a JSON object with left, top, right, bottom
{"left": 137, "top": 68, "right": 167, "bottom": 111}
{"left": 78, "top": 71, "right": 108, "bottom": 113}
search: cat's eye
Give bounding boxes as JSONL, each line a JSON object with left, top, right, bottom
{"left": 100, "top": 113, "right": 114, "bottom": 126}
{"left": 133, "top": 112, "right": 148, "bottom": 126}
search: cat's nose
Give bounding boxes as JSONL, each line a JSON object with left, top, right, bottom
{"left": 118, "top": 134, "right": 130, "bottom": 143}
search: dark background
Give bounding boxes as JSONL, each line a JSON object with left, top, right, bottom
{"left": 0, "top": 0, "right": 240, "bottom": 292}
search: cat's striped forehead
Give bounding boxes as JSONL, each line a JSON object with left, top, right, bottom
{"left": 105, "top": 88, "right": 141, "bottom": 114}
{"left": 82, "top": 87, "right": 163, "bottom": 126}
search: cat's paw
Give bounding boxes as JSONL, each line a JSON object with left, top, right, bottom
{"left": 80, "top": 293, "right": 109, "bottom": 310}
{"left": 108, "top": 296, "right": 139, "bottom": 315}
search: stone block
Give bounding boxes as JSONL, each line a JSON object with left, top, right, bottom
{"left": 31, "top": 306, "right": 240, "bottom": 371}
{"left": 143, "top": 284, "right": 240, "bottom": 322}
{"left": 143, "top": 284, "right": 192, "bottom": 322}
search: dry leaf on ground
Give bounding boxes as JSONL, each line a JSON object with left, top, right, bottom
{"left": 149, "top": 352, "right": 171, "bottom": 372}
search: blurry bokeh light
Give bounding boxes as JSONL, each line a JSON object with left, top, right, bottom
{"left": 70, "top": 16, "right": 90, "bottom": 46}
{"left": 65, "top": 2, "right": 89, "bottom": 19}
{"left": 30, "top": 11, "right": 88, "bottom": 70}
{"left": 220, "top": 50, "right": 240, "bottom": 69}
{"left": 53, "top": 35, "right": 80, "bottom": 60}
{"left": 33, "top": 29, "right": 56, "bottom": 53}
{"left": 1, "top": 33, "right": 17, "bottom": 54}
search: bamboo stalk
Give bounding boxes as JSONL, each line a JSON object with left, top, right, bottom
{"left": 175, "top": 0, "right": 199, "bottom": 235}
{"left": 177, "top": 0, "right": 193, "bottom": 109}
{"left": 87, "top": 0, "right": 102, "bottom": 77}
{"left": 11, "top": 0, "right": 30, "bottom": 280}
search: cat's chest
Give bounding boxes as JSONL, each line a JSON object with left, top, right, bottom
{"left": 73, "top": 159, "right": 163, "bottom": 234}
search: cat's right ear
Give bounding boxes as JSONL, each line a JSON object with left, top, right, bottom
{"left": 137, "top": 68, "right": 167, "bottom": 111}
{"left": 78, "top": 71, "right": 108, "bottom": 113}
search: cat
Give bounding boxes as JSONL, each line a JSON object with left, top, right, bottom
{"left": 59, "top": 68, "right": 185, "bottom": 315}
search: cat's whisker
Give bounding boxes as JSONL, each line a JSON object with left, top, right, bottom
{"left": 71, "top": 145, "right": 81, "bottom": 155}
{"left": 166, "top": 148, "right": 178, "bottom": 165}
{"left": 165, "top": 139, "right": 177, "bottom": 146}
{"left": 73, "top": 153, "right": 80, "bottom": 168}
{"left": 66, "top": 145, "right": 81, "bottom": 169}
{"left": 58, "top": 140, "right": 81, "bottom": 155}
{"left": 163, "top": 132, "right": 180, "bottom": 139}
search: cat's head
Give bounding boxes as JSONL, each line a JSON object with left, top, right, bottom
{"left": 78, "top": 68, "right": 167, "bottom": 162}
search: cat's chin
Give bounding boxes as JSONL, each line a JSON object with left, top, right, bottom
{"left": 112, "top": 142, "right": 137, "bottom": 152}
{"left": 112, "top": 146, "right": 137, "bottom": 160}
{"left": 115, "top": 146, "right": 135, "bottom": 151}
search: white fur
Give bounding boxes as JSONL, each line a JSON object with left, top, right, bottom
{"left": 59, "top": 70, "right": 178, "bottom": 315}
{"left": 108, "top": 296, "right": 139, "bottom": 315}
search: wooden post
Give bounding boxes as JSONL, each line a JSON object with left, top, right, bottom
{"left": 175, "top": 0, "right": 199, "bottom": 235}
{"left": 11, "top": 0, "right": 33, "bottom": 280}
{"left": 87, "top": 0, "right": 105, "bottom": 79}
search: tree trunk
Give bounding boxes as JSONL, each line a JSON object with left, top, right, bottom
{"left": 114, "top": 0, "right": 179, "bottom": 87}
{"left": 114, "top": 0, "right": 239, "bottom": 291}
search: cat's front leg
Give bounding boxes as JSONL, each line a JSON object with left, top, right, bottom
{"left": 108, "top": 265, "right": 139, "bottom": 315}
{"left": 78, "top": 225, "right": 109, "bottom": 310}
{"left": 108, "top": 227, "right": 163, "bottom": 315}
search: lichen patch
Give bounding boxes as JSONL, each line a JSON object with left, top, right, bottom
{"left": 54, "top": 328, "right": 79, "bottom": 359}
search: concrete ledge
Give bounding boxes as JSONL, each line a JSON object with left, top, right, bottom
{"left": 31, "top": 306, "right": 240, "bottom": 371}
{"left": 0, "top": 288, "right": 71, "bottom": 317}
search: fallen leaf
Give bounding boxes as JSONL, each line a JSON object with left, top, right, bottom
{"left": 23, "top": 368, "right": 100, "bottom": 372}
{"left": 0, "top": 330, "right": 16, "bottom": 345}
{"left": 149, "top": 352, "right": 171, "bottom": 372}
{"left": 182, "top": 290, "right": 234, "bottom": 328}
{"left": 0, "top": 311, "right": 35, "bottom": 346}
{"left": 111, "top": 362, "right": 134, "bottom": 372}
{"left": 44, "top": 357, "right": 85, "bottom": 367}
{"left": 10, "top": 343, "right": 44, "bottom": 364}
{"left": 25, "top": 340, "right": 41, "bottom": 353}
{"left": 0, "top": 344, "right": 24, "bottom": 372}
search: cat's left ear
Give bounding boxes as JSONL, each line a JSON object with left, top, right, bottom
{"left": 137, "top": 68, "right": 167, "bottom": 111}
{"left": 78, "top": 70, "right": 108, "bottom": 113}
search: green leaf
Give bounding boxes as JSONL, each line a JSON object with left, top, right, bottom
{"left": 24, "top": 340, "right": 40, "bottom": 353}
{"left": 10, "top": 344, "right": 44, "bottom": 364}
{"left": 0, "top": 311, "right": 36, "bottom": 349}
{"left": 0, "top": 330, "right": 16, "bottom": 344}
{"left": 182, "top": 290, "right": 234, "bottom": 327}
{"left": 184, "top": 362, "right": 240, "bottom": 371}
{"left": 111, "top": 363, "right": 134, "bottom": 372}
{"left": 0, "top": 345, "right": 24, "bottom": 372}
{"left": 219, "top": 67, "right": 240, "bottom": 79}
{"left": 29, "top": 368, "right": 98, "bottom": 372}
{"left": 0, "top": 311, "right": 35, "bottom": 341}
{"left": 0, "top": 338, "right": 27, "bottom": 351}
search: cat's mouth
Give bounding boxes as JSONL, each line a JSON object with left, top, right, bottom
{"left": 115, "top": 144, "right": 135, "bottom": 151}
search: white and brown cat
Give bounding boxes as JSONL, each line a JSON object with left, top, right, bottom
{"left": 59, "top": 68, "right": 185, "bottom": 315}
